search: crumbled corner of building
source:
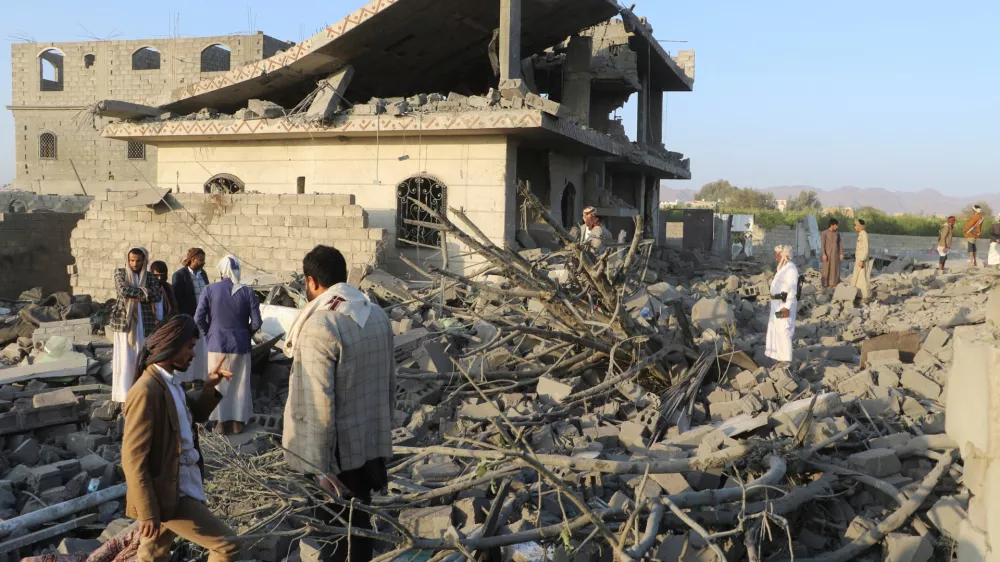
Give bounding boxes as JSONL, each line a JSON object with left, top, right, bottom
{"left": 0, "top": 182, "right": 991, "bottom": 562}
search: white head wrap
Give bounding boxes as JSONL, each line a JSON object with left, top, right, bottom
{"left": 217, "top": 254, "right": 245, "bottom": 296}
{"left": 775, "top": 245, "right": 793, "bottom": 271}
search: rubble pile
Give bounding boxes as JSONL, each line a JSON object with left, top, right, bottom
{"left": 0, "top": 187, "right": 989, "bottom": 561}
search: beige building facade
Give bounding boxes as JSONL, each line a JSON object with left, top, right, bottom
{"left": 8, "top": 33, "right": 292, "bottom": 195}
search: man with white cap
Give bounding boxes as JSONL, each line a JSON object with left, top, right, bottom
{"left": 581, "top": 207, "right": 612, "bottom": 251}
{"left": 766, "top": 245, "right": 798, "bottom": 367}
{"left": 109, "top": 247, "right": 162, "bottom": 403}
{"left": 195, "top": 255, "right": 261, "bottom": 435}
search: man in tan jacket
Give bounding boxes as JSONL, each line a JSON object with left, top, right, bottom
{"left": 850, "top": 219, "right": 873, "bottom": 302}
{"left": 122, "top": 314, "right": 239, "bottom": 562}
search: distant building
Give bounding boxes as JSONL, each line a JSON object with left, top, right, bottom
{"left": 776, "top": 199, "right": 788, "bottom": 212}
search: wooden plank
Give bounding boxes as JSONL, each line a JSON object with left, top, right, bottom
{"left": 0, "top": 514, "right": 97, "bottom": 554}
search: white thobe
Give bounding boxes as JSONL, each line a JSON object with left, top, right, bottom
{"left": 989, "top": 242, "right": 1000, "bottom": 267}
{"left": 765, "top": 262, "right": 799, "bottom": 363}
{"left": 208, "top": 352, "right": 253, "bottom": 424}
{"left": 154, "top": 366, "right": 206, "bottom": 501}
{"left": 112, "top": 273, "right": 145, "bottom": 403}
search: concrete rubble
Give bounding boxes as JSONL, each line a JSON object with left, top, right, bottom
{"left": 0, "top": 192, "right": 988, "bottom": 561}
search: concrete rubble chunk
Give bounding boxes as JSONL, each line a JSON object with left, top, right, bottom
{"left": 883, "top": 532, "right": 933, "bottom": 562}
{"left": 847, "top": 448, "right": 901, "bottom": 478}
{"left": 691, "top": 297, "right": 735, "bottom": 333}
{"left": 899, "top": 368, "right": 941, "bottom": 400}
{"left": 867, "top": 349, "right": 901, "bottom": 366}
{"left": 399, "top": 505, "right": 453, "bottom": 538}
{"left": 32, "top": 388, "right": 79, "bottom": 408}
{"left": 833, "top": 285, "right": 859, "bottom": 302}
{"left": 925, "top": 496, "right": 966, "bottom": 539}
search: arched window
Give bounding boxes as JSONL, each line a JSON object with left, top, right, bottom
{"left": 397, "top": 176, "right": 446, "bottom": 248}
{"left": 204, "top": 173, "right": 245, "bottom": 194}
{"left": 200, "top": 44, "right": 231, "bottom": 72}
{"left": 561, "top": 183, "right": 577, "bottom": 229}
{"left": 84, "top": 54, "right": 96, "bottom": 69}
{"left": 39, "top": 49, "right": 64, "bottom": 91}
{"left": 132, "top": 47, "right": 161, "bottom": 71}
{"left": 39, "top": 133, "right": 57, "bottom": 159}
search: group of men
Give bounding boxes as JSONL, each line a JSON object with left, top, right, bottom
{"left": 819, "top": 218, "right": 874, "bottom": 301}
{"left": 112, "top": 245, "right": 394, "bottom": 561}
{"left": 935, "top": 206, "right": 1000, "bottom": 270}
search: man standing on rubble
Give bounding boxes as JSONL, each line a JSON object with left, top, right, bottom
{"left": 109, "top": 247, "right": 161, "bottom": 403}
{"left": 581, "top": 206, "right": 612, "bottom": 251}
{"left": 122, "top": 314, "right": 241, "bottom": 562}
{"left": 283, "top": 245, "right": 394, "bottom": 562}
{"left": 766, "top": 245, "right": 798, "bottom": 366}
{"left": 938, "top": 216, "right": 956, "bottom": 271}
{"left": 964, "top": 205, "right": 985, "bottom": 267}
{"left": 820, "top": 219, "right": 843, "bottom": 289}
{"left": 149, "top": 261, "right": 178, "bottom": 326}
{"left": 850, "top": 219, "right": 873, "bottom": 303}
{"left": 195, "top": 255, "right": 260, "bottom": 435}
{"left": 172, "top": 248, "right": 210, "bottom": 380}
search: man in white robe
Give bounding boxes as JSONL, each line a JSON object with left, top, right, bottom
{"left": 766, "top": 245, "right": 798, "bottom": 365}
{"left": 109, "top": 247, "right": 162, "bottom": 403}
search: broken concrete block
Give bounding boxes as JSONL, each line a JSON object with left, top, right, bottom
{"left": 11, "top": 438, "right": 40, "bottom": 466}
{"left": 847, "top": 448, "right": 901, "bottom": 477}
{"left": 399, "top": 505, "right": 453, "bottom": 538}
{"left": 869, "top": 432, "right": 911, "bottom": 450}
{"left": 926, "top": 496, "right": 966, "bottom": 539}
{"left": 709, "top": 399, "right": 745, "bottom": 422}
{"left": 66, "top": 432, "right": 111, "bottom": 457}
{"left": 247, "top": 99, "right": 285, "bottom": 119}
{"left": 922, "top": 326, "right": 951, "bottom": 354}
{"left": 453, "top": 497, "right": 489, "bottom": 528}
{"left": 28, "top": 465, "right": 61, "bottom": 493}
{"left": 838, "top": 372, "right": 874, "bottom": 398}
{"left": 882, "top": 532, "right": 933, "bottom": 562}
{"left": 899, "top": 368, "right": 941, "bottom": 400}
{"left": 706, "top": 388, "right": 740, "bottom": 403}
{"left": 867, "top": 349, "right": 901, "bottom": 366}
{"left": 650, "top": 472, "right": 693, "bottom": 495}
{"left": 833, "top": 285, "right": 859, "bottom": 302}
{"left": 536, "top": 376, "right": 578, "bottom": 405}
{"left": 691, "top": 297, "right": 734, "bottom": 333}
{"left": 583, "top": 425, "right": 620, "bottom": 449}
{"left": 733, "top": 370, "right": 757, "bottom": 391}
{"left": 618, "top": 421, "right": 649, "bottom": 450}
{"left": 32, "top": 388, "right": 78, "bottom": 408}
{"left": 901, "top": 396, "right": 927, "bottom": 419}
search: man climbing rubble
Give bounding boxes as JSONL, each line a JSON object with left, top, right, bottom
{"left": 581, "top": 206, "right": 612, "bottom": 251}
{"left": 938, "top": 216, "right": 956, "bottom": 271}
{"left": 122, "top": 314, "right": 240, "bottom": 562}
{"left": 850, "top": 219, "right": 873, "bottom": 302}
{"left": 282, "top": 245, "right": 395, "bottom": 562}
{"left": 766, "top": 245, "right": 798, "bottom": 367}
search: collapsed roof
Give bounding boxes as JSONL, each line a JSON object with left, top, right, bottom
{"left": 149, "top": 0, "right": 623, "bottom": 114}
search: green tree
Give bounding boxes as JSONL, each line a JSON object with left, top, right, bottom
{"left": 695, "top": 180, "right": 737, "bottom": 202}
{"left": 785, "top": 190, "right": 823, "bottom": 212}
{"left": 725, "top": 187, "right": 776, "bottom": 210}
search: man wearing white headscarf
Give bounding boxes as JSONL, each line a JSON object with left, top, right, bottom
{"left": 195, "top": 255, "right": 261, "bottom": 435}
{"left": 283, "top": 245, "right": 394, "bottom": 562}
{"left": 766, "top": 245, "right": 799, "bottom": 365}
{"left": 108, "top": 247, "right": 162, "bottom": 403}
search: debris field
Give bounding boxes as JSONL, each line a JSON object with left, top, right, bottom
{"left": 0, "top": 186, "right": 989, "bottom": 561}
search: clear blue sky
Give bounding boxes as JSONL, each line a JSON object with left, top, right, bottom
{"left": 2, "top": 0, "right": 997, "bottom": 194}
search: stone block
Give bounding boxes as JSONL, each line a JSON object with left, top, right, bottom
{"left": 867, "top": 349, "right": 901, "bottom": 366}
{"left": 847, "top": 448, "right": 901, "bottom": 477}
{"left": 535, "top": 376, "right": 577, "bottom": 404}
{"left": 80, "top": 453, "right": 110, "bottom": 477}
{"left": 66, "top": 432, "right": 111, "bottom": 457}
{"left": 399, "top": 505, "right": 453, "bottom": 538}
{"left": 883, "top": 532, "right": 933, "bottom": 562}
{"left": 709, "top": 399, "right": 745, "bottom": 422}
{"left": 650, "top": 472, "right": 693, "bottom": 495}
{"left": 869, "top": 432, "right": 911, "bottom": 450}
{"left": 582, "top": 425, "right": 620, "bottom": 449}
{"left": 453, "top": 497, "right": 489, "bottom": 528}
{"left": 926, "top": 496, "right": 966, "bottom": 540}
{"left": 733, "top": 370, "right": 757, "bottom": 391}
{"left": 691, "top": 297, "right": 734, "bottom": 333}
{"left": 618, "top": 421, "right": 648, "bottom": 450}
{"left": 28, "top": 465, "right": 61, "bottom": 493}
{"left": 900, "top": 369, "right": 941, "bottom": 400}
{"left": 833, "top": 284, "right": 859, "bottom": 302}
{"left": 32, "top": 388, "right": 79, "bottom": 408}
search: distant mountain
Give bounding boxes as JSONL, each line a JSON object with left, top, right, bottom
{"left": 660, "top": 184, "right": 1000, "bottom": 215}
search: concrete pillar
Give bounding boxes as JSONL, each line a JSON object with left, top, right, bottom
{"left": 649, "top": 89, "right": 664, "bottom": 146}
{"left": 305, "top": 65, "right": 355, "bottom": 121}
{"left": 562, "top": 35, "right": 593, "bottom": 127}
{"left": 499, "top": 0, "right": 522, "bottom": 90}
{"left": 636, "top": 72, "right": 650, "bottom": 145}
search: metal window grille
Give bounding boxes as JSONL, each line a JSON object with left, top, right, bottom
{"left": 397, "top": 176, "right": 446, "bottom": 249}
{"left": 126, "top": 142, "right": 146, "bottom": 160}
{"left": 39, "top": 133, "right": 56, "bottom": 159}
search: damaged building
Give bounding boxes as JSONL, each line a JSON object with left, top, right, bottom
{"left": 86, "top": 0, "right": 695, "bottom": 272}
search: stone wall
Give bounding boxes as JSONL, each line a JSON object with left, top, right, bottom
{"left": 10, "top": 33, "right": 292, "bottom": 194}
{"left": 0, "top": 212, "right": 83, "bottom": 299}
{"left": 0, "top": 190, "right": 92, "bottom": 213}
{"left": 69, "top": 192, "right": 386, "bottom": 301}
{"left": 155, "top": 135, "right": 516, "bottom": 274}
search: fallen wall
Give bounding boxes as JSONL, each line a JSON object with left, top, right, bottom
{"left": 69, "top": 192, "right": 387, "bottom": 301}
{"left": 0, "top": 212, "right": 84, "bottom": 300}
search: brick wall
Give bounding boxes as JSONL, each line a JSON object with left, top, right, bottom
{"left": 69, "top": 192, "right": 386, "bottom": 301}
{"left": 0, "top": 212, "right": 83, "bottom": 299}
{"left": 10, "top": 33, "right": 293, "bottom": 194}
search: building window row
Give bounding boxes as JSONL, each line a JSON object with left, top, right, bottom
{"left": 37, "top": 44, "right": 233, "bottom": 91}
{"left": 36, "top": 134, "right": 145, "bottom": 162}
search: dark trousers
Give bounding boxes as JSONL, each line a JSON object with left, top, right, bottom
{"left": 313, "top": 458, "right": 387, "bottom": 562}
